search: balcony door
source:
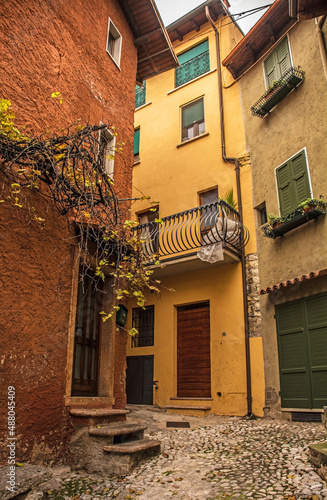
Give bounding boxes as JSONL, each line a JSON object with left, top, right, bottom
{"left": 177, "top": 302, "right": 211, "bottom": 397}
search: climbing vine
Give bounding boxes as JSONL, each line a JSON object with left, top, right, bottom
{"left": 0, "top": 99, "right": 160, "bottom": 334}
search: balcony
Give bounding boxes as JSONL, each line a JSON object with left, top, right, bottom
{"left": 263, "top": 201, "right": 326, "bottom": 239}
{"left": 175, "top": 51, "right": 210, "bottom": 87}
{"left": 135, "top": 201, "right": 249, "bottom": 274}
{"left": 135, "top": 82, "right": 146, "bottom": 109}
{"left": 251, "top": 67, "right": 305, "bottom": 118}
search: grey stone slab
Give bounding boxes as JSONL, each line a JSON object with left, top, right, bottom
{"left": 0, "top": 465, "right": 52, "bottom": 500}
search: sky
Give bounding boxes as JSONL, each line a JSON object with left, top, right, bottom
{"left": 155, "top": 0, "right": 272, "bottom": 34}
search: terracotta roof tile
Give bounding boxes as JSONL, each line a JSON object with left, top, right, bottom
{"left": 259, "top": 269, "right": 327, "bottom": 295}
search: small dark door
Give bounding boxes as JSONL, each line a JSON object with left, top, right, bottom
{"left": 276, "top": 292, "right": 327, "bottom": 409}
{"left": 126, "top": 356, "right": 154, "bottom": 404}
{"left": 72, "top": 268, "right": 103, "bottom": 396}
{"left": 177, "top": 302, "right": 211, "bottom": 397}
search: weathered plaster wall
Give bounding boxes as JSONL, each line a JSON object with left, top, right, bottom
{"left": 238, "top": 19, "right": 327, "bottom": 414}
{"left": 0, "top": 0, "right": 137, "bottom": 465}
{"left": 128, "top": 18, "right": 265, "bottom": 417}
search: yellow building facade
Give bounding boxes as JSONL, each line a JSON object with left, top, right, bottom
{"left": 126, "top": 0, "right": 265, "bottom": 417}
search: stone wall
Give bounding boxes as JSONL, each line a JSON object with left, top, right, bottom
{"left": 246, "top": 253, "right": 262, "bottom": 338}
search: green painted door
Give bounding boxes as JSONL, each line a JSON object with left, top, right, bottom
{"left": 276, "top": 292, "right": 327, "bottom": 409}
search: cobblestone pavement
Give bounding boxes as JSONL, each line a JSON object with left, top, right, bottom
{"left": 45, "top": 408, "right": 327, "bottom": 500}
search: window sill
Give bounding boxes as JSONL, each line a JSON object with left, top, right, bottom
{"left": 135, "top": 101, "right": 152, "bottom": 111}
{"left": 167, "top": 69, "right": 217, "bottom": 95}
{"left": 106, "top": 50, "right": 121, "bottom": 71}
{"left": 133, "top": 157, "right": 141, "bottom": 166}
{"left": 176, "top": 131, "right": 209, "bottom": 148}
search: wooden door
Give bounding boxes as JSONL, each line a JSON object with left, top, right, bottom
{"left": 72, "top": 268, "right": 103, "bottom": 396}
{"left": 276, "top": 292, "right": 327, "bottom": 409}
{"left": 177, "top": 302, "right": 211, "bottom": 397}
{"left": 126, "top": 356, "right": 154, "bottom": 405}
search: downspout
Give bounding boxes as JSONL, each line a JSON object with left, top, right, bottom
{"left": 205, "top": 6, "right": 253, "bottom": 416}
{"left": 316, "top": 16, "right": 327, "bottom": 82}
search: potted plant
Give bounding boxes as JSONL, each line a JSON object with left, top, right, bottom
{"left": 299, "top": 198, "right": 326, "bottom": 213}
{"left": 267, "top": 213, "right": 283, "bottom": 229}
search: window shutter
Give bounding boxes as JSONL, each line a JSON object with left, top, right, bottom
{"left": 276, "top": 162, "right": 294, "bottom": 216}
{"left": 276, "top": 37, "right": 291, "bottom": 76}
{"left": 290, "top": 150, "right": 311, "bottom": 205}
{"left": 264, "top": 51, "right": 278, "bottom": 87}
{"left": 133, "top": 128, "right": 140, "bottom": 156}
{"left": 182, "top": 99, "right": 204, "bottom": 128}
{"left": 178, "top": 40, "right": 209, "bottom": 64}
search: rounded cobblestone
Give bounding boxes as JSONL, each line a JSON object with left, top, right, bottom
{"left": 48, "top": 409, "right": 326, "bottom": 499}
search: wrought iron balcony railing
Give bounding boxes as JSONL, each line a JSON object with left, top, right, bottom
{"left": 134, "top": 200, "right": 250, "bottom": 262}
{"left": 175, "top": 51, "right": 210, "bottom": 87}
{"left": 251, "top": 67, "right": 305, "bottom": 118}
{"left": 135, "top": 82, "right": 146, "bottom": 109}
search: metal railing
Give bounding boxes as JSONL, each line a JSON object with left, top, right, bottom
{"left": 135, "top": 82, "right": 146, "bottom": 109}
{"left": 251, "top": 67, "right": 305, "bottom": 118}
{"left": 175, "top": 51, "right": 210, "bottom": 87}
{"left": 134, "top": 200, "right": 250, "bottom": 261}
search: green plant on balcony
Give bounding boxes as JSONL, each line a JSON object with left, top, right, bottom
{"left": 267, "top": 213, "right": 283, "bottom": 227}
{"left": 298, "top": 197, "right": 326, "bottom": 212}
{"left": 263, "top": 198, "right": 326, "bottom": 238}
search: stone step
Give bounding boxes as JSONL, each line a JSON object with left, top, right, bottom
{"left": 103, "top": 438, "right": 161, "bottom": 454}
{"left": 69, "top": 407, "right": 129, "bottom": 427}
{"left": 165, "top": 405, "right": 211, "bottom": 417}
{"left": 89, "top": 421, "right": 147, "bottom": 437}
{"left": 69, "top": 408, "right": 129, "bottom": 417}
{"left": 165, "top": 405, "right": 211, "bottom": 410}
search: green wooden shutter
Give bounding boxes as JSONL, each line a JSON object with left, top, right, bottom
{"left": 264, "top": 37, "right": 291, "bottom": 86}
{"left": 178, "top": 40, "right": 209, "bottom": 64}
{"left": 305, "top": 293, "right": 327, "bottom": 408}
{"left": 276, "top": 37, "right": 291, "bottom": 76}
{"left": 133, "top": 128, "right": 140, "bottom": 156}
{"left": 276, "top": 293, "right": 327, "bottom": 409}
{"left": 290, "top": 150, "right": 311, "bottom": 206}
{"left": 276, "top": 162, "right": 294, "bottom": 216}
{"left": 276, "top": 150, "right": 310, "bottom": 215}
{"left": 276, "top": 300, "right": 311, "bottom": 409}
{"left": 182, "top": 99, "right": 204, "bottom": 128}
{"left": 264, "top": 51, "right": 278, "bottom": 87}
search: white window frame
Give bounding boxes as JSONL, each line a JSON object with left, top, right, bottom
{"left": 99, "top": 125, "right": 116, "bottom": 180}
{"left": 180, "top": 96, "right": 206, "bottom": 143}
{"left": 106, "top": 18, "right": 122, "bottom": 69}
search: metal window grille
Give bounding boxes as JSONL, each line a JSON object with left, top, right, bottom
{"left": 176, "top": 51, "right": 210, "bottom": 87}
{"left": 132, "top": 305, "right": 154, "bottom": 347}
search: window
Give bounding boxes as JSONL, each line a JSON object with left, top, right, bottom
{"left": 176, "top": 40, "right": 210, "bottom": 87}
{"left": 132, "top": 305, "right": 154, "bottom": 347}
{"left": 99, "top": 127, "right": 116, "bottom": 179}
{"left": 275, "top": 149, "right": 311, "bottom": 216}
{"left": 106, "top": 18, "right": 122, "bottom": 68}
{"left": 181, "top": 98, "right": 205, "bottom": 142}
{"left": 133, "top": 128, "right": 140, "bottom": 162}
{"left": 72, "top": 267, "right": 103, "bottom": 396}
{"left": 255, "top": 202, "right": 268, "bottom": 225}
{"left": 135, "top": 81, "right": 146, "bottom": 109}
{"left": 138, "top": 209, "right": 159, "bottom": 255}
{"left": 264, "top": 37, "right": 291, "bottom": 88}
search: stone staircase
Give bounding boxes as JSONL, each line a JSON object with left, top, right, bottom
{"left": 69, "top": 408, "right": 161, "bottom": 475}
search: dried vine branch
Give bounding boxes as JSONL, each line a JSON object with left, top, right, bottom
{"left": 0, "top": 100, "right": 159, "bottom": 332}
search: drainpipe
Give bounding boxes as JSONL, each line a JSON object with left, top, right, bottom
{"left": 316, "top": 16, "right": 327, "bottom": 82}
{"left": 205, "top": 6, "right": 253, "bottom": 416}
